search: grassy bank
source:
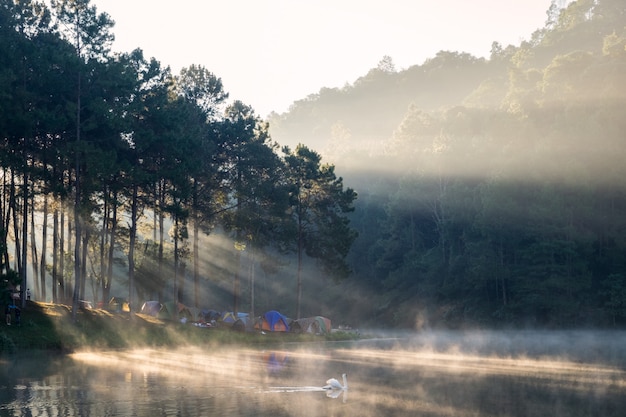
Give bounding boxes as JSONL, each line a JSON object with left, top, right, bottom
{"left": 0, "top": 301, "right": 359, "bottom": 354}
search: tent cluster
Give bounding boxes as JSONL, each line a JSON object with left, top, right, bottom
{"left": 140, "top": 301, "right": 220, "bottom": 325}
{"left": 139, "top": 302, "right": 332, "bottom": 335}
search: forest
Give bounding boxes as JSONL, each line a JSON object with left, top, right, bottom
{"left": 2, "top": 0, "right": 625, "bottom": 329}
{"left": 0, "top": 0, "right": 356, "bottom": 322}
{"left": 268, "top": 0, "right": 626, "bottom": 328}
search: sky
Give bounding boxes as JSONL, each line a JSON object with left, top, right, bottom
{"left": 90, "top": 0, "right": 558, "bottom": 118}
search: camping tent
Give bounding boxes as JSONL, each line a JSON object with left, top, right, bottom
{"left": 256, "top": 310, "right": 290, "bottom": 332}
{"left": 188, "top": 307, "right": 203, "bottom": 322}
{"left": 140, "top": 301, "right": 162, "bottom": 317}
{"left": 158, "top": 301, "right": 192, "bottom": 320}
{"left": 219, "top": 311, "right": 251, "bottom": 331}
{"left": 109, "top": 297, "right": 129, "bottom": 312}
{"left": 200, "top": 309, "right": 221, "bottom": 322}
{"left": 293, "top": 316, "right": 332, "bottom": 335}
{"left": 233, "top": 315, "right": 254, "bottom": 331}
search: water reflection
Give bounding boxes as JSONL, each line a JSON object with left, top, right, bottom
{"left": 1, "top": 330, "right": 625, "bottom": 416}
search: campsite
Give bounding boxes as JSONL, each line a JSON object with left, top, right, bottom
{"left": 139, "top": 300, "right": 336, "bottom": 336}
{"left": 0, "top": 300, "right": 359, "bottom": 354}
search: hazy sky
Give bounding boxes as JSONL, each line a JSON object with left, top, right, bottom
{"left": 91, "top": 0, "right": 557, "bottom": 117}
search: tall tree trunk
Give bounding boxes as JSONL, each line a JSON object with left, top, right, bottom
{"left": 99, "top": 189, "right": 108, "bottom": 304}
{"left": 21, "top": 167, "right": 28, "bottom": 308}
{"left": 1, "top": 171, "right": 10, "bottom": 271}
{"left": 193, "top": 218, "right": 200, "bottom": 309}
{"left": 173, "top": 215, "right": 179, "bottom": 309}
{"left": 249, "top": 247, "right": 256, "bottom": 318}
{"left": 152, "top": 183, "right": 157, "bottom": 242}
{"left": 40, "top": 193, "right": 48, "bottom": 302}
{"left": 52, "top": 206, "right": 58, "bottom": 303}
{"left": 72, "top": 65, "right": 82, "bottom": 321}
{"left": 128, "top": 183, "right": 138, "bottom": 314}
{"left": 179, "top": 259, "right": 186, "bottom": 306}
{"left": 80, "top": 228, "right": 88, "bottom": 301}
{"left": 192, "top": 180, "right": 199, "bottom": 309}
{"left": 10, "top": 170, "right": 21, "bottom": 274}
{"left": 233, "top": 168, "right": 242, "bottom": 316}
{"left": 158, "top": 179, "right": 165, "bottom": 303}
{"left": 59, "top": 209, "right": 65, "bottom": 303}
{"left": 233, "top": 246, "right": 240, "bottom": 316}
{"left": 104, "top": 191, "right": 117, "bottom": 305}
{"left": 296, "top": 212, "right": 303, "bottom": 320}
{"left": 72, "top": 188, "right": 81, "bottom": 319}
{"left": 30, "top": 189, "right": 38, "bottom": 297}
{"left": 66, "top": 208, "right": 74, "bottom": 302}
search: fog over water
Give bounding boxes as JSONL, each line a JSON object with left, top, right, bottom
{"left": 2, "top": 330, "right": 625, "bottom": 416}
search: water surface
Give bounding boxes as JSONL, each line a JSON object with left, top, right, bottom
{"left": 1, "top": 330, "right": 625, "bottom": 416}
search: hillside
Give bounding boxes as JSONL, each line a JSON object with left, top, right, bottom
{"left": 267, "top": 0, "right": 626, "bottom": 328}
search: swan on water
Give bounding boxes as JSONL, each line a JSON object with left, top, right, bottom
{"left": 323, "top": 373, "right": 348, "bottom": 390}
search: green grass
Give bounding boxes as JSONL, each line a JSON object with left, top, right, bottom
{"left": 0, "top": 301, "right": 360, "bottom": 354}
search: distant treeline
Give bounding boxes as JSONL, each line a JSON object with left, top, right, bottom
{"left": 269, "top": 0, "right": 626, "bottom": 327}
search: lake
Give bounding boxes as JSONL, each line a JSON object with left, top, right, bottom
{"left": 1, "top": 330, "right": 625, "bottom": 416}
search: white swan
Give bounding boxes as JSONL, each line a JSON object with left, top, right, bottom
{"left": 323, "top": 373, "right": 348, "bottom": 390}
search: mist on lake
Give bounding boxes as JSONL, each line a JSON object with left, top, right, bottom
{"left": 2, "top": 329, "right": 625, "bottom": 416}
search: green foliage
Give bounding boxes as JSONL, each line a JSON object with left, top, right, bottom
{"left": 3, "top": 0, "right": 626, "bottom": 330}
{"left": 283, "top": 145, "right": 358, "bottom": 281}
{"left": 282, "top": 144, "right": 358, "bottom": 317}
{"left": 268, "top": 0, "right": 626, "bottom": 328}
{"left": 0, "top": 269, "right": 21, "bottom": 297}
{"left": 0, "top": 0, "right": 359, "bottom": 324}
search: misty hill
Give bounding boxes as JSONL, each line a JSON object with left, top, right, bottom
{"left": 268, "top": 1, "right": 624, "bottom": 173}
{"left": 269, "top": 51, "right": 494, "bottom": 154}
{"left": 268, "top": 0, "right": 626, "bottom": 328}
